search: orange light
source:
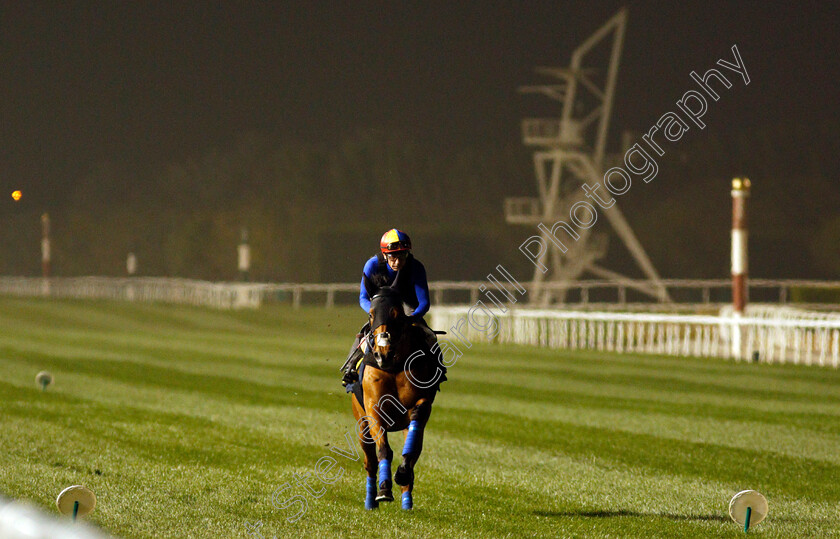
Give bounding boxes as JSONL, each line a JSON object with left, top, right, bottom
{"left": 11, "top": 190, "right": 22, "bottom": 201}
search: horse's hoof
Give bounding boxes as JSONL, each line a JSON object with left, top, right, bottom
{"left": 375, "top": 489, "right": 394, "bottom": 503}
{"left": 401, "top": 491, "right": 413, "bottom": 510}
{"left": 394, "top": 464, "right": 414, "bottom": 486}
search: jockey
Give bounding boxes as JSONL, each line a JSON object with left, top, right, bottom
{"left": 341, "top": 228, "right": 437, "bottom": 388}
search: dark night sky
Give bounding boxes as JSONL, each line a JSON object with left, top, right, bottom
{"left": 1, "top": 0, "right": 838, "bottom": 200}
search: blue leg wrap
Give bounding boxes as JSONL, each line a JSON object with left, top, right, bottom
{"left": 401, "top": 491, "right": 413, "bottom": 510}
{"left": 402, "top": 420, "right": 422, "bottom": 456}
{"left": 365, "top": 477, "right": 378, "bottom": 509}
{"left": 378, "top": 459, "right": 391, "bottom": 486}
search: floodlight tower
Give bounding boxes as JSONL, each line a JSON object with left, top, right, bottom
{"left": 505, "top": 8, "right": 669, "bottom": 305}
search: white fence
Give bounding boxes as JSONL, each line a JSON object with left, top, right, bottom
{"left": 431, "top": 306, "right": 840, "bottom": 368}
{"left": 2, "top": 277, "right": 840, "bottom": 311}
{"left": 0, "top": 277, "right": 265, "bottom": 309}
{"left": 3, "top": 277, "right": 839, "bottom": 366}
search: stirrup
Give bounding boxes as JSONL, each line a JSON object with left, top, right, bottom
{"left": 341, "top": 367, "right": 358, "bottom": 387}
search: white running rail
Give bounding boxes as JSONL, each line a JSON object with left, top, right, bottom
{"left": 2, "top": 277, "right": 839, "bottom": 312}
{"left": 0, "top": 277, "right": 264, "bottom": 309}
{"left": 431, "top": 306, "right": 840, "bottom": 368}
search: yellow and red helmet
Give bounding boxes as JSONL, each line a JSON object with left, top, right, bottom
{"left": 380, "top": 229, "right": 412, "bottom": 255}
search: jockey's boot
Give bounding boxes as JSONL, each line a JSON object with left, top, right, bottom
{"left": 341, "top": 347, "right": 363, "bottom": 388}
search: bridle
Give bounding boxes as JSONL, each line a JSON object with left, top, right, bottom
{"left": 368, "top": 289, "right": 408, "bottom": 368}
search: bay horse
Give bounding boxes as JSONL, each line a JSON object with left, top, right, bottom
{"left": 349, "top": 284, "right": 444, "bottom": 510}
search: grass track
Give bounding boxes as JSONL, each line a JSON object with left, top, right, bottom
{"left": 1, "top": 296, "right": 839, "bottom": 538}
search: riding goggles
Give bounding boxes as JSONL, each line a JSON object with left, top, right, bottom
{"left": 384, "top": 241, "right": 411, "bottom": 252}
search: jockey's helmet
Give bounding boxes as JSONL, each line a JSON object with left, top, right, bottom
{"left": 380, "top": 229, "right": 412, "bottom": 255}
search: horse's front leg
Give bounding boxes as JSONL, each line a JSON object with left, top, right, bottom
{"left": 367, "top": 411, "right": 394, "bottom": 503}
{"left": 353, "top": 394, "right": 380, "bottom": 509}
{"left": 363, "top": 368, "right": 396, "bottom": 503}
{"left": 362, "top": 442, "right": 380, "bottom": 509}
{"left": 360, "top": 422, "right": 381, "bottom": 509}
{"left": 394, "top": 397, "right": 432, "bottom": 509}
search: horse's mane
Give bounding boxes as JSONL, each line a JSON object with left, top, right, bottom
{"left": 370, "top": 285, "right": 402, "bottom": 306}
{"left": 370, "top": 272, "right": 392, "bottom": 289}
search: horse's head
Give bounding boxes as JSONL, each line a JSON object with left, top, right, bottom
{"left": 367, "top": 287, "right": 408, "bottom": 369}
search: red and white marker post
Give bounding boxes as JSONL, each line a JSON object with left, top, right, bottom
{"left": 731, "top": 177, "right": 750, "bottom": 359}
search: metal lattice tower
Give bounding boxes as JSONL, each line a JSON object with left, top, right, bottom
{"left": 505, "top": 8, "right": 669, "bottom": 306}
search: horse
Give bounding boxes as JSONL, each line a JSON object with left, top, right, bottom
{"left": 349, "top": 284, "right": 444, "bottom": 511}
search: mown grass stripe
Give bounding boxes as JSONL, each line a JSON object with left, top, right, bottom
{"left": 432, "top": 407, "right": 840, "bottom": 502}
{"left": 446, "top": 377, "right": 840, "bottom": 434}
{"left": 2, "top": 297, "right": 838, "bottom": 537}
